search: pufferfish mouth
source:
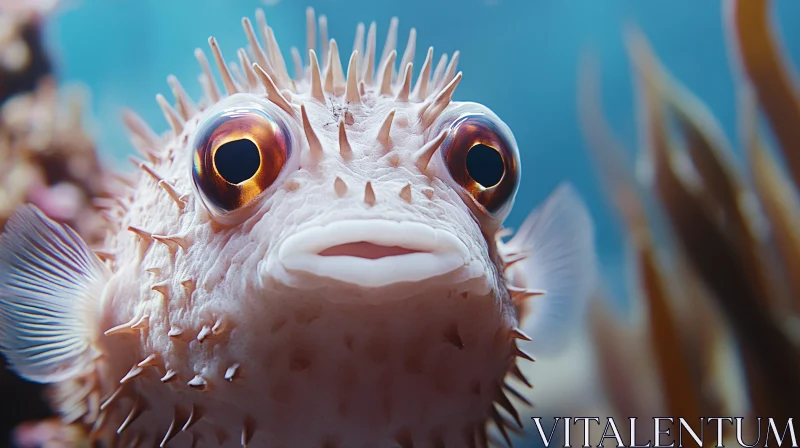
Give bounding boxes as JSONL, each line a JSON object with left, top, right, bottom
{"left": 277, "top": 220, "right": 471, "bottom": 288}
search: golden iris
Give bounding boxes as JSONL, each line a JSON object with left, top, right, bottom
{"left": 441, "top": 114, "right": 520, "bottom": 214}
{"left": 192, "top": 108, "right": 290, "bottom": 214}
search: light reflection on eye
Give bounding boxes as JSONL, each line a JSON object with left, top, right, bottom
{"left": 440, "top": 114, "right": 520, "bottom": 214}
{"left": 192, "top": 107, "right": 291, "bottom": 216}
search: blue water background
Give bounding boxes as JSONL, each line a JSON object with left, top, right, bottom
{"left": 43, "top": 0, "right": 800, "bottom": 310}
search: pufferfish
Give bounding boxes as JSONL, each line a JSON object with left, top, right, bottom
{"left": 0, "top": 7, "right": 596, "bottom": 448}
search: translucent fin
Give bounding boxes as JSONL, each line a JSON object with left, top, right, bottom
{"left": 505, "top": 183, "right": 597, "bottom": 357}
{"left": 0, "top": 205, "right": 110, "bottom": 383}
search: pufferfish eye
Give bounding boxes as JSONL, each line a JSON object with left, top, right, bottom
{"left": 439, "top": 111, "right": 520, "bottom": 215}
{"left": 192, "top": 104, "right": 291, "bottom": 219}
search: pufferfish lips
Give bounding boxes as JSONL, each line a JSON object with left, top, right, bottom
{"left": 277, "top": 219, "right": 472, "bottom": 287}
{"left": 189, "top": 95, "right": 521, "bottom": 290}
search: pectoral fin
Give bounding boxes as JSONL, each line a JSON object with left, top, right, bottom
{"left": 504, "top": 183, "right": 598, "bottom": 357}
{"left": 0, "top": 205, "right": 110, "bottom": 383}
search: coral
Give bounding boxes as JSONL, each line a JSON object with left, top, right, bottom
{"left": 0, "top": 1, "right": 53, "bottom": 103}
{"left": 0, "top": 78, "right": 109, "bottom": 240}
{"left": 0, "top": 2, "right": 108, "bottom": 446}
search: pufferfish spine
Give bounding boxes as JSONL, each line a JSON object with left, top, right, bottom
{"left": 0, "top": 6, "right": 597, "bottom": 448}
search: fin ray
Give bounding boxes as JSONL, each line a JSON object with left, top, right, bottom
{"left": 505, "top": 183, "right": 597, "bottom": 357}
{"left": 0, "top": 205, "right": 110, "bottom": 383}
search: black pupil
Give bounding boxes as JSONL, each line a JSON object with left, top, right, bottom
{"left": 215, "top": 139, "right": 261, "bottom": 184}
{"left": 466, "top": 144, "right": 504, "bottom": 188}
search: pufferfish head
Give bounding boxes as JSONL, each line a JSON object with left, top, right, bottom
{"left": 179, "top": 57, "right": 520, "bottom": 302}
{"left": 109, "top": 9, "right": 531, "bottom": 327}
{"left": 98, "top": 13, "right": 530, "bottom": 441}
{"left": 0, "top": 7, "right": 596, "bottom": 448}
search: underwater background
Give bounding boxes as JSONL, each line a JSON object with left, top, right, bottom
{"left": 43, "top": 0, "right": 800, "bottom": 310}
{"left": 0, "top": 0, "right": 794, "bottom": 446}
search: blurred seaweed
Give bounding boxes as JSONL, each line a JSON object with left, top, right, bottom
{"left": 0, "top": 2, "right": 108, "bottom": 447}
{"left": 576, "top": 0, "right": 800, "bottom": 443}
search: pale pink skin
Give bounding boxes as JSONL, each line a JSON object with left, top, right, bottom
{"left": 7, "top": 8, "right": 597, "bottom": 448}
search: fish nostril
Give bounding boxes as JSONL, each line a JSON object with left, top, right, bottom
{"left": 317, "top": 242, "right": 424, "bottom": 260}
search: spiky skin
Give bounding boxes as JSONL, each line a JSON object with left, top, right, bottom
{"left": 55, "top": 8, "right": 533, "bottom": 448}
